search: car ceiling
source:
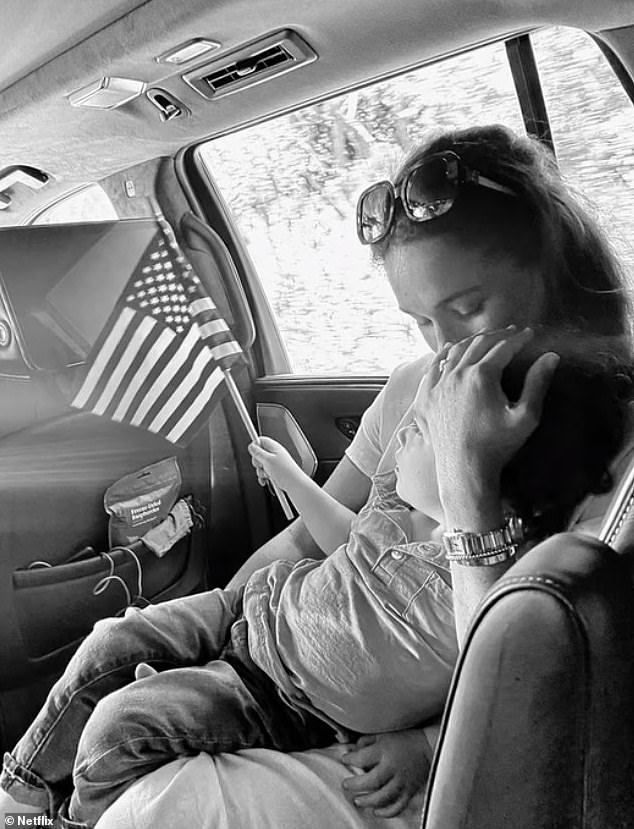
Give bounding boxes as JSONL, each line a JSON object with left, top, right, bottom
{"left": 0, "top": 0, "right": 633, "bottom": 194}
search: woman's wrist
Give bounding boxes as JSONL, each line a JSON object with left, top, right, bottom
{"left": 438, "top": 469, "right": 503, "bottom": 532}
{"left": 443, "top": 501, "right": 505, "bottom": 533}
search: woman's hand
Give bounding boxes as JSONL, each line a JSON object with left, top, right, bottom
{"left": 414, "top": 327, "right": 559, "bottom": 526}
{"left": 340, "top": 730, "right": 432, "bottom": 817}
{"left": 248, "top": 437, "right": 303, "bottom": 492}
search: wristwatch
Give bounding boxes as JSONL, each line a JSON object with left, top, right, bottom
{"left": 442, "top": 515, "right": 524, "bottom": 566}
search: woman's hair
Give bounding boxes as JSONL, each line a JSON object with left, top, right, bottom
{"left": 374, "top": 124, "right": 632, "bottom": 340}
{"left": 500, "top": 331, "right": 634, "bottom": 540}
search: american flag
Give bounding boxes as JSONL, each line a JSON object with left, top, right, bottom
{"left": 70, "top": 217, "right": 244, "bottom": 446}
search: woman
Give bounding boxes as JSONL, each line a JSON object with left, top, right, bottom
{"left": 6, "top": 124, "right": 631, "bottom": 829}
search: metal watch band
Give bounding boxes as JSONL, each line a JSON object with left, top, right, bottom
{"left": 444, "top": 545, "right": 518, "bottom": 566}
{"left": 442, "top": 516, "right": 523, "bottom": 566}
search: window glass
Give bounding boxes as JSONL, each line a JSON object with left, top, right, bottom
{"left": 201, "top": 41, "right": 525, "bottom": 374}
{"left": 32, "top": 184, "right": 118, "bottom": 225}
{"left": 531, "top": 27, "right": 634, "bottom": 280}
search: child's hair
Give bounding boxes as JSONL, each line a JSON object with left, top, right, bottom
{"left": 373, "top": 124, "right": 632, "bottom": 342}
{"left": 500, "top": 330, "right": 634, "bottom": 540}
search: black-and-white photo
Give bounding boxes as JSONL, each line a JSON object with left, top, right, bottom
{"left": 1, "top": 2, "right": 633, "bottom": 827}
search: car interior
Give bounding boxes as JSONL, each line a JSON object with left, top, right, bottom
{"left": 1, "top": 0, "right": 634, "bottom": 825}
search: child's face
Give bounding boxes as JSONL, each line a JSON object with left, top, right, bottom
{"left": 394, "top": 418, "right": 444, "bottom": 522}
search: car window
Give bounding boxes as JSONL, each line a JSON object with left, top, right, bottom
{"left": 200, "top": 38, "right": 525, "bottom": 375}
{"left": 31, "top": 184, "right": 118, "bottom": 225}
{"left": 531, "top": 27, "right": 634, "bottom": 278}
{"left": 200, "top": 26, "right": 634, "bottom": 375}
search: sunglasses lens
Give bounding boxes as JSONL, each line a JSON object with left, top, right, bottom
{"left": 405, "top": 155, "right": 458, "bottom": 221}
{"left": 358, "top": 184, "right": 393, "bottom": 244}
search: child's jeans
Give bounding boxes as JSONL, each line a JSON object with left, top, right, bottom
{"left": 0, "top": 588, "right": 334, "bottom": 829}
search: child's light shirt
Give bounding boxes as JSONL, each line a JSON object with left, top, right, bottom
{"left": 243, "top": 469, "right": 457, "bottom": 735}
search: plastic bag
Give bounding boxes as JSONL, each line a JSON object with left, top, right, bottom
{"left": 104, "top": 457, "right": 181, "bottom": 547}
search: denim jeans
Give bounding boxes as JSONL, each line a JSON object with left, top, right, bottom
{"left": 0, "top": 588, "right": 334, "bottom": 829}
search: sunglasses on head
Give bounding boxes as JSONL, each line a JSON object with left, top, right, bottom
{"left": 356, "top": 150, "right": 516, "bottom": 245}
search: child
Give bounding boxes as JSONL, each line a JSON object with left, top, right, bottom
{"left": 1, "top": 328, "right": 630, "bottom": 829}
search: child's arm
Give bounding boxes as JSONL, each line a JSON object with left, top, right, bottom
{"left": 249, "top": 437, "right": 355, "bottom": 555}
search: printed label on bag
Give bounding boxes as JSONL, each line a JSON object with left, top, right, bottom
{"left": 104, "top": 457, "right": 181, "bottom": 546}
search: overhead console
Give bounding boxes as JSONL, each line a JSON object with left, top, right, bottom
{"left": 182, "top": 30, "right": 317, "bottom": 100}
{"left": 65, "top": 29, "right": 318, "bottom": 120}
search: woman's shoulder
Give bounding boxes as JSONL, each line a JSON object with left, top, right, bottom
{"left": 387, "top": 353, "right": 432, "bottom": 387}
{"left": 382, "top": 353, "right": 432, "bottom": 408}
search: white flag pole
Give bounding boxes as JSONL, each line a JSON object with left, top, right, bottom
{"left": 222, "top": 370, "right": 295, "bottom": 521}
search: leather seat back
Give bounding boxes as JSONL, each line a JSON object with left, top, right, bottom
{"left": 421, "top": 533, "right": 634, "bottom": 829}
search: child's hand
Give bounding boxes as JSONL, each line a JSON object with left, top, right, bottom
{"left": 341, "top": 729, "right": 432, "bottom": 817}
{"left": 248, "top": 436, "right": 302, "bottom": 492}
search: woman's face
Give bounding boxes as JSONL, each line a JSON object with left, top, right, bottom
{"left": 394, "top": 419, "right": 443, "bottom": 521}
{"left": 384, "top": 235, "right": 546, "bottom": 352}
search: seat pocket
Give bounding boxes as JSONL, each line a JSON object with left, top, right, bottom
{"left": 12, "top": 536, "right": 191, "bottom": 658}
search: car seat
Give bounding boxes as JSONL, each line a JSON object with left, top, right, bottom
{"left": 420, "top": 488, "right": 634, "bottom": 826}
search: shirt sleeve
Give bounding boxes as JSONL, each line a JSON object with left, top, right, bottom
{"left": 344, "top": 381, "right": 390, "bottom": 479}
{"left": 345, "top": 354, "right": 433, "bottom": 479}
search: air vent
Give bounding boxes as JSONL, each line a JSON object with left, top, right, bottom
{"left": 183, "top": 30, "right": 317, "bottom": 101}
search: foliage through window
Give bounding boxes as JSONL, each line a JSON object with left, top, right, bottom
{"left": 531, "top": 28, "right": 634, "bottom": 283}
{"left": 201, "top": 27, "right": 634, "bottom": 374}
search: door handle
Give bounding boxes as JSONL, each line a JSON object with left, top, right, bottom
{"left": 336, "top": 416, "right": 360, "bottom": 441}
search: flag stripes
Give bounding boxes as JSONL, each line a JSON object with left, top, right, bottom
{"left": 188, "top": 293, "right": 244, "bottom": 368}
{"left": 75, "top": 307, "right": 226, "bottom": 444}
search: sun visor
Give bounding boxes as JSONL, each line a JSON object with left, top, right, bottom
{"left": 0, "top": 219, "right": 159, "bottom": 373}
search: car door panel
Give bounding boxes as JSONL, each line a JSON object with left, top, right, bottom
{"left": 0, "top": 217, "right": 234, "bottom": 753}
{"left": 0, "top": 407, "right": 213, "bottom": 752}
{"left": 253, "top": 376, "right": 384, "bottom": 484}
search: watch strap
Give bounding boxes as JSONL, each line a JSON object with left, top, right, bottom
{"left": 443, "top": 515, "right": 523, "bottom": 566}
